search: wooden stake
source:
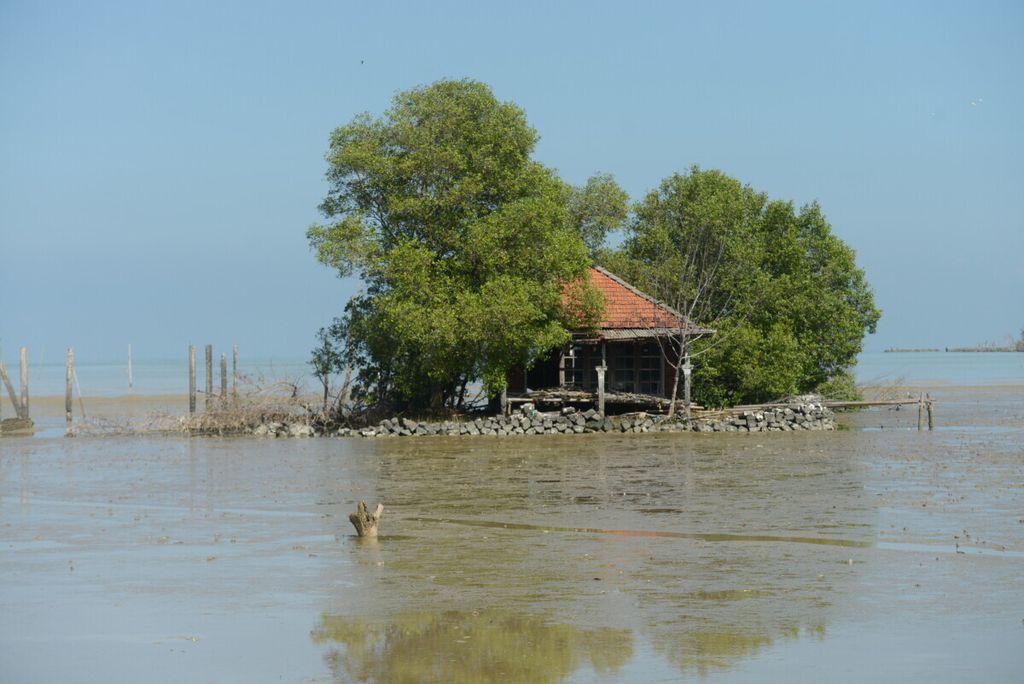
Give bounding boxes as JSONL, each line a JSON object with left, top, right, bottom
{"left": 73, "top": 367, "right": 86, "bottom": 419}
{"left": 188, "top": 345, "right": 196, "bottom": 414}
{"left": 19, "top": 347, "right": 28, "bottom": 420}
{"left": 917, "top": 393, "right": 923, "bottom": 431}
{"left": 349, "top": 501, "right": 384, "bottom": 538}
{"left": 66, "top": 347, "right": 74, "bottom": 425}
{"left": 232, "top": 344, "right": 238, "bottom": 399}
{"left": 220, "top": 353, "right": 227, "bottom": 399}
{"left": 205, "top": 344, "right": 213, "bottom": 409}
{"left": 558, "top": 345, "right": 566, "bottom": 387}
{"left": 926, "top": 393, "right": 934, "bottom": 431}
{"left": 0, "top": 361, "right": 19, "bottom": 418}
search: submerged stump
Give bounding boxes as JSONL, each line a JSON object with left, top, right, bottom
{"left": 349, "top": 501, "right": 384, "bottom": 538}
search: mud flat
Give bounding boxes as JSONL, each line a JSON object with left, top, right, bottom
{"left": 2, "top": 384, "right": 1022, "bottom": 682}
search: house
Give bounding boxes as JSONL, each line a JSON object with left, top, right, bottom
{"left": 506, "top": 266, "right": 713, "bottom": 411}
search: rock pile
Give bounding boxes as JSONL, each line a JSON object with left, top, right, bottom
{"left": 320, "top": 401, "right": 835, "bottom": 438}
{"left": 251, "top": 421, "right": 316, "bottom": 438}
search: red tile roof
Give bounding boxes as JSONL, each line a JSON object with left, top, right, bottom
{"left": 587, "top": 266, "right": 685, "bottom": 329}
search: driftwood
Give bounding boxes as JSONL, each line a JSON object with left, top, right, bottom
{"left": 517, "top": 388, "right": 703, "bottom": 414}
{"left": 349, "top": 501, "right": 384, "bottom": 538}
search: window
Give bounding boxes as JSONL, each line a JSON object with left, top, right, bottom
{"left": 609, "top": 344, "right": 635, "bottom": 393}
{"left": 638, "top": 344, "right": 662, "bottom": 395}
{"left": 566, "top": 345, "right": 599, "bottom": 390}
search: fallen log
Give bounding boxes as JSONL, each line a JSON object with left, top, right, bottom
{"left": 349, "top": 501, "right": 384, "bottom": 538}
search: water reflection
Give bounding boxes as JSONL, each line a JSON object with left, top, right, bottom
{"left": 308, "top": 432, "right": 873, "bottom": 680}
{"left": 653, "top": 622, "right": 825, "bottom": 678}
{"left": 312, "top": 610, "right": 633, "bottom": 684}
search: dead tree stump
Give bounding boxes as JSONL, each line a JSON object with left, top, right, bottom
{"left": 349, "top": 501, "right": 384, "bottom": 538}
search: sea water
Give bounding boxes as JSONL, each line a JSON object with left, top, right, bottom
{"left": 5, "top": 350, "right": 1022, "bottom": 398}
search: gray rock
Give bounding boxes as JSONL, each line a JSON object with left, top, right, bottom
{"left": 289, "top": 423, "right": 314, "bottom": 438}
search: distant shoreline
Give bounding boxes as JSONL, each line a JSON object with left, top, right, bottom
{"left": 885, "top": 347, "right": 1023, "bottom": 353}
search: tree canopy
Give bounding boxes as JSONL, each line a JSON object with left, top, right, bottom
{"left": 308, "top": 81, "right": 879, "bottom": 412}
{"left": 307, "top": 79, "right": 605, "bottom": 411}
{"left": 602, "top": 167, "right": 880, "bottom": 406}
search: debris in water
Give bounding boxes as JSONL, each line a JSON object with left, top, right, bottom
{"left": 349, "top": 501, "right": 384, "bottom": 538}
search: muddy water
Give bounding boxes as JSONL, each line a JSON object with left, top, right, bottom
{"left": 2, "top": 386, "right": 1023, "bottom": 682}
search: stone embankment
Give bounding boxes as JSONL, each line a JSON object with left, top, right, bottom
{"left": 251, "top": 401, "right": 835, "bottom": 438}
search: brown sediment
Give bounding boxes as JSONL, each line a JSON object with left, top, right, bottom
{"left": 1, "top": 384, "right": 1022, "bottom": 682}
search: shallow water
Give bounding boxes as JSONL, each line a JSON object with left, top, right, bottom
{"left": 8, "top": 349, "right": 1024, "bottom": 398}
{"left": 2, "top": 386, "right": 1023, "bottom": 682}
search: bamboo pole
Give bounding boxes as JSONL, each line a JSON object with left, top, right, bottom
{"left": 19, "top": 347, "right": 28, "bottom": 420}
{"left": 0, "top": 361, "right": 19, "bottom": 417}
{"left": 205, "top": 344, "right": 213, "bottom": 410}
{"left": 220, "top": 353, "right": 227, "bottom": 399}
{"left": 66, "top": 347, "right": 74, "bottom": 425}
{"left": 188, "top": 345, "right": 196, "bottom": 414}
{"left": 73, "top": 367, "right": 86, "bottom": 419}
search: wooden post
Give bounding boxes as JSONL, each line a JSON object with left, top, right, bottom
{"left": 926, "top": 393, "right": 934, "bottom": 430}
{"left": 188, "top": 345, "right": 197, "bottom": 414}
{"left": 558, "top": 345, "right": 566, "bottom": 387}
{"left": 127, "top": 343, "right": 133, "bottom": 389}
{"left": 205, "top": 344, "right": 213, "bottom": 409}
{"left": 232, "top": 344, "right": 238, "bottom": 399}
{"left": 66, "top": 347, "right": 74, "bottom": 425}
{"left": 220, "top": 353, "right": 227, "bottom": 399}
{"left": 917, "top": 393, "right": 923, "bottom": 431}
{"left": 500, "top": 387, "right": 508, "bottom": 416}
{"left": 349, "top": 501, "right": 384, "bottom": 538}
{"left": 596, "top": 364, "right": 606, "bottom": 416}
{"left": 19, "top": 347, "right": 28, "bottom": 420}
{"left": 0, "top": 361, "right": 19, "bottom": 418}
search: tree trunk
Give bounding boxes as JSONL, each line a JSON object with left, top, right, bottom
{"left": 349, "top": 501, "right": 384, "bottom": 538}
{"left": 430, "top": 385, "right": 444, "bottom": 412}
{"left": 667, "top": 366, "right": 680, "bottom": 419}
{"left": 666, "top": 335, "right": 682, "bottom": 419}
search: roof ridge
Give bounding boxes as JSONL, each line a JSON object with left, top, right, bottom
{"left": 590, "top": 264, "right": 690, "bottom": 324}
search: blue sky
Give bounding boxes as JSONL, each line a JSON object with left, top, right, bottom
{"left": 2, "top": 0, "right": 1021, "bottom": 363}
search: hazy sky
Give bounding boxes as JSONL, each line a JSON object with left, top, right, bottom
{"left": 2, "top": 0, "right": 1021, "bottom": 363}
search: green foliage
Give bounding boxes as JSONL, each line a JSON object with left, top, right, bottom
{"left": 814, "top": 368, "right": 862, "bottom": 401}
{"left": 605, "top": 166, "right": 880, "bottom": 407}
{"left": 308, "top": 79, "right": 601, "bottom": 410}
{"left": 309, "top": 317, "right": 356, "bottom": 410}
{"left": 567, "top": 172, "right": 629, "bottom": 257}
